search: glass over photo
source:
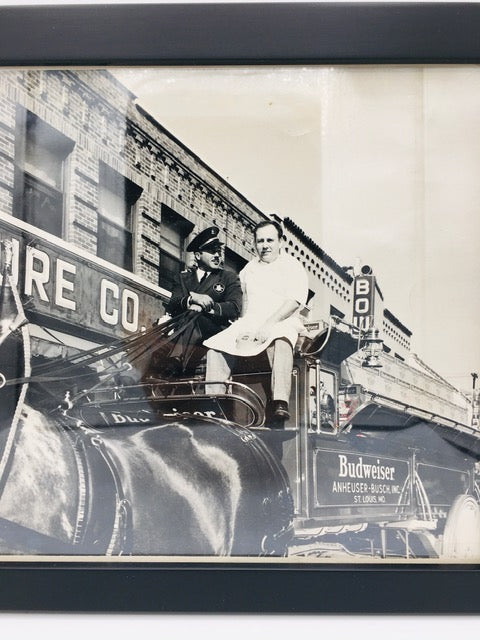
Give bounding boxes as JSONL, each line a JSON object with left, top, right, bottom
{"left": 0, "top": 65, "right": 479, "bottom": 562}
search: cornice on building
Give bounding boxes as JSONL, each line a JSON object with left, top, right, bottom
{"left": 41, "top": 69, "right": 131, "bottom": 130}
{"left": 383, "top": 307, "right": 412, "bottom": 337}
{"left": 132, "top": 102, "right": 266, "bottom": 229}
{"left": 283, "top": 216, "right": 353, "bottom": 285}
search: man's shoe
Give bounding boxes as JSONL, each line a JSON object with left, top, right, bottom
{"left": 272, "top": 400, "right": 290, "bottom": 420}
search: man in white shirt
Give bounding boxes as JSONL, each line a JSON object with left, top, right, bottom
{"left": 204, "top": 220, "right": 309, "bottom": 421}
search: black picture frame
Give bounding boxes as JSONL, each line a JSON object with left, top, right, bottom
{"left": 0, "top": 2, "right": 479, "bottom": 614}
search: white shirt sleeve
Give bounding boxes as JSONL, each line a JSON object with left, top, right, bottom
{"left": 281, "top": 254, "right": 309, "bottom": 306}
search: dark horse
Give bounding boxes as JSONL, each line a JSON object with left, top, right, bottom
{"left": 0, "top": 265, "right": 293, "bottom": 557}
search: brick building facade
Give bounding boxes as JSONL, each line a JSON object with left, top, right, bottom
{"left": 0, "top": 68, "right": 412, "bottom": 362}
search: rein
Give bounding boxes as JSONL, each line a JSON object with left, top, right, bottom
{"left": 1, "top": 310, "right": 199, "bottom": 391}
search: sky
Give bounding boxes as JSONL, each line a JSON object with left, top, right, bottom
{"left": 113, "top": 65, "right": 480, "bottom": 391}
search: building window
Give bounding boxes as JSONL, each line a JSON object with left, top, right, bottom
{"left": 224, "top": 247, "right": 247, "bottom": 274}
{"left": 98, "top": 162, "right": 142, "bottom": 271}
{"left": 159, "top": 205, "right": 193, "bottom": 291}
{"left": 13, "top": 107, "right": 74, "bottom": 237}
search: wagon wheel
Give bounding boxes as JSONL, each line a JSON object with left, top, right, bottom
{"left": 442, "top": 494, "right": 480, "bottom": 560}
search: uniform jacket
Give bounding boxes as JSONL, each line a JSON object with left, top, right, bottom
{"left": 166, "top": 267, "right": 242, "bottom": 340}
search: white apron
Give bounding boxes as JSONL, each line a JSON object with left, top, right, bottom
{"left": 204, "top": 252, "right": 308, "bottom": 357}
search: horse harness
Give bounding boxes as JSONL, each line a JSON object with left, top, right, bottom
{"left": 62, "top": 419, "right": 134, "bottom": 556}
{"left": 0, "top": 269, "right": 199, "bottom": 556}
{"left": 0, "top": 410, "right": 133, "bottom": 556}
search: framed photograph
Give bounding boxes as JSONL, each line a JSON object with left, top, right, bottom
{"left": 0, "top": 1, "right": 479, "bottom": 613}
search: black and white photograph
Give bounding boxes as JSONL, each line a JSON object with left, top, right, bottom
{"left": 0, "top": 61, "right": 479, "bottom": 564}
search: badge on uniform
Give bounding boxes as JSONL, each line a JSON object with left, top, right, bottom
{"left": 213, "top": 283, "right": 225, "bottom": 293}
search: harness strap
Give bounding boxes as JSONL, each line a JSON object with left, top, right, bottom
{"left": 60, "top": 416, "right": 133, "bottom": 556}
{"left": 64, "top": 428, "right": 90, "bottom": 546}
{"left": 0, "top": 289, "right": 31, "bottom": 501}
{"left": 89, "top": 435, "right": 133, "bottom": 555}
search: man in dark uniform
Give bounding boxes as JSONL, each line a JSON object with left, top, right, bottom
{"left": 162, "top": 226, "right": 242, "bottom": 377}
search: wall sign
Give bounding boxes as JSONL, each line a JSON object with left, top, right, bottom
{"left": 0, "top": 223, "right": 164, "bottom": 339}
{"left": 352, "top": 274, "right": 375, "bottom": 331}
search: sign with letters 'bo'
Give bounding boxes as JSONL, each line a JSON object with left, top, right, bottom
{"left": 352, "top": 274, "right": 375, "bottom": 331}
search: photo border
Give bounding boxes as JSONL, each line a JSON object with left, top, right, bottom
{"left": 0, "top": 1, "right": 479, "bottom": 614}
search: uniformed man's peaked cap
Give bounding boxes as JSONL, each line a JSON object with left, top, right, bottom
{"left": 186, "top": 226, "right": 224, "bottom": 252}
